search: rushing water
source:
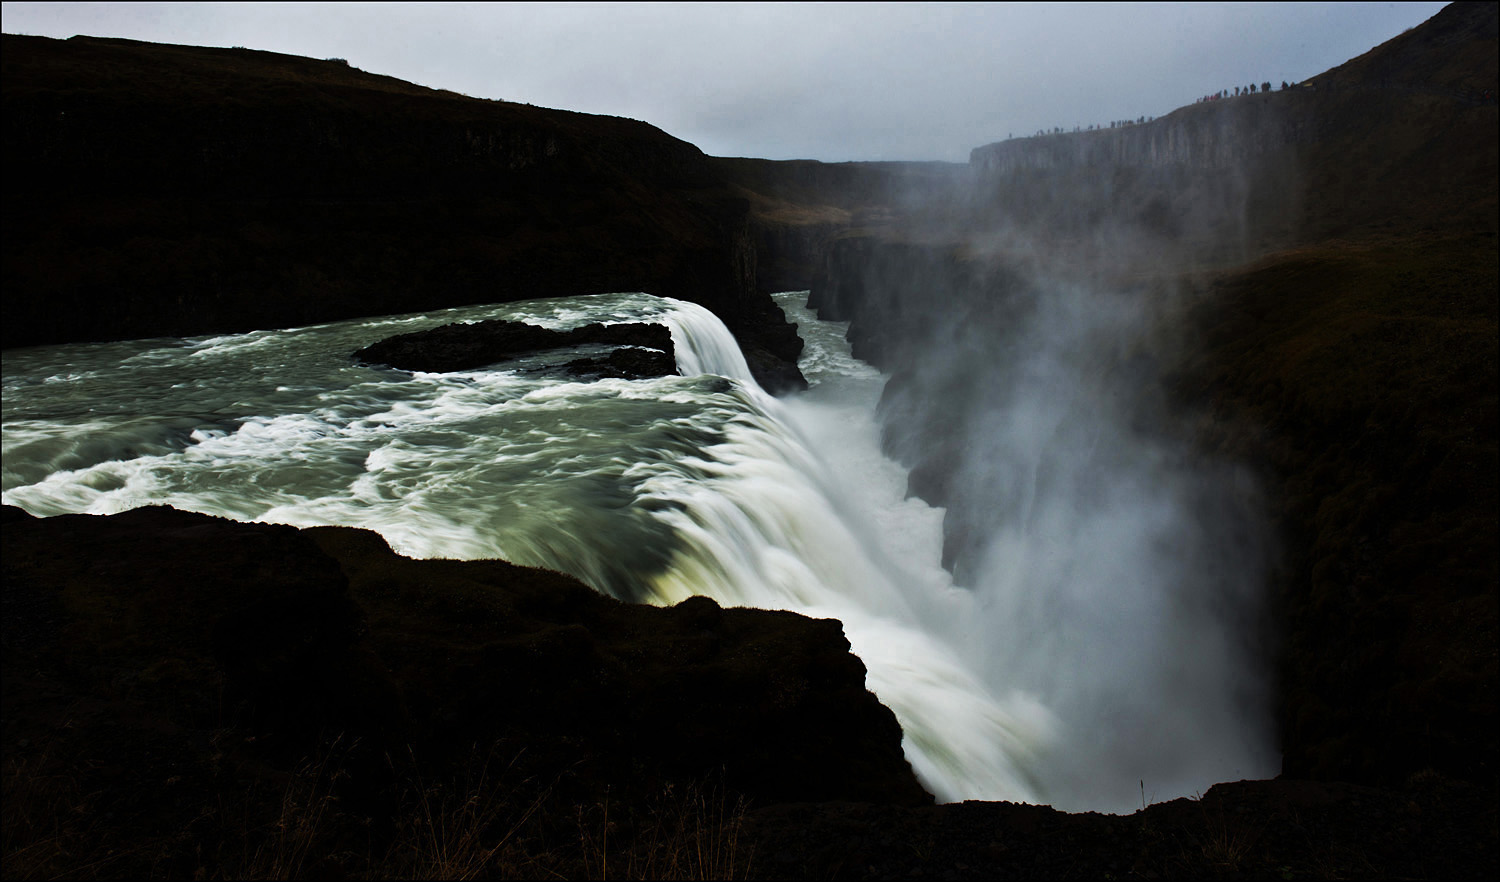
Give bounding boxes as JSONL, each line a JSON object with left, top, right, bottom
{"left": 1, "top": 288, "right": 1274, "bottom": 811}
{"left": 1, "top": 291, "right": 1051, "bottom": 803}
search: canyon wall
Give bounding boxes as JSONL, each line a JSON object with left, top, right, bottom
{"left": 971, "top": 93, "right": 1303, "bottom": 175}
{"left": 811, "top": 1, "right": 1497, "bottom": 789}
{"left": 967, "top": 1, "right": 1496, "bottom": 246}
{"left": 711, "top": 156, "right": 969, "bottom": 292}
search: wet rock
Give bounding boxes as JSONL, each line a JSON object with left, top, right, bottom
{"left": 562, "top": 344, "right": 677, "bottom": 380}
{"left": 353, "top": 319, "right": 675, "bottom": 374}
{"left": 744, "top": 342, "right": 810, "bottom": 394}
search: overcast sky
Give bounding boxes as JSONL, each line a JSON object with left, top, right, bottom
{"left": 2, "top": 2, "right": 1450, "bottom": 162}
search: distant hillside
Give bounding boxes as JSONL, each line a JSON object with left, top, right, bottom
{"left": 1, "top": 35, "right": 714, "bottom": 197}
{"left": 966, "top": 1, "right": 1498, "bottom": 255}
{"left": 0, "top": 34, "right": 804, "bottom": 388}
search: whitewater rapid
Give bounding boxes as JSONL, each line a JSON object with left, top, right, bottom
{"left": 1, "top": 291, "right": 1051, "bottom": 804}
{"left": 1, "top": 288, "right": 1279, "bottom": 810}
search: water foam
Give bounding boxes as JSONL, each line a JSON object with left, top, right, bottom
{"left": 0, "top": 291, "right": 1054, "bottom": 805}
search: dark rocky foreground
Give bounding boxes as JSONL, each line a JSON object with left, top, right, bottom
{"left": 1, "top": 504, "right": 925, "bottom": 808}
{"left": 4, "top": 504, "right": 1494, "bottom": 879}
{"left": 1, "top": 505, "right": 927, "bottom": 877}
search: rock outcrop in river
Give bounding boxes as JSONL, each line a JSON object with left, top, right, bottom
{"left": 353, "top": 319, "right": 677, "bottom": 377}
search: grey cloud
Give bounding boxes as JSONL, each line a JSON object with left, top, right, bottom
{"left": 1, "top": 1, "right": 1450, "bottom": 161}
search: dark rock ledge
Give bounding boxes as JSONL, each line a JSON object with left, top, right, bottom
{"left": 0, "top": 503, "right": 927, "bottom": 809}
{"left": 353, "top": 319, "right": 677, "bottom": 378}
{"left": 2, "top": 503, "right": 1494, "bottom": 879}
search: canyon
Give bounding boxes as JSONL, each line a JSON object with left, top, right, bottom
{"left": 2, "top": 2, "right": 1496, "bottom": 877}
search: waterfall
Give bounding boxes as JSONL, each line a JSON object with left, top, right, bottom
{"left": 611, "top": 297, "right": 1059, "bottom": 801}
{"left": 0, "top": 288, "right": 1273, "bottom": 811}
{"left": 656, "top": 298, "right": 756, "bottom": 383}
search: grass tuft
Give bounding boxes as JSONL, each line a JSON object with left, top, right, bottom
{"left": 576, "top": 780, "right": 754, "bottom": 880}
{"left": 3, "top": 733, "right": 752, "bottom": 880}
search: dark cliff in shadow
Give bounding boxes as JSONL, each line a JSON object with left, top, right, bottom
{"left": 6, "top": 504, "right": 1493, "bottom": 879}
{"left": 710, "top": 156, "right": 970, "bottom": 292}
{"left": 0, "top": 34, "right": 806, "bottom": 390}
{"left": 1, "top": 504, "right": 930, "bottom": 878}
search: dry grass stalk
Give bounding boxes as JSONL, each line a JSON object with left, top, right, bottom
{"left": 577, "top": 780, "right": 753, "bottom": 880}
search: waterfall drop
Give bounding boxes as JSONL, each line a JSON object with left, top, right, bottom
{"left": 1, "top": 288, "right": 1275, "bottom": 811}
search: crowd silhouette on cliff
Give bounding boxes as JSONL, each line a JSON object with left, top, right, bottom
{"left": 1014, "top": 115, "right": 1157, "bottom": 140}
{"left": 1196, "top": 80, "right": 1294, "bottom": 103}
{"left": 1006, "top": 79, "right": 1301, "bottom": 141}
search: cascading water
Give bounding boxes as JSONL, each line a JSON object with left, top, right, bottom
{"left": 1, "top": 291, "right": 1049, "bottom": 802}
{"left": 1, "top": 288, "right": 1273, "bottom": 811}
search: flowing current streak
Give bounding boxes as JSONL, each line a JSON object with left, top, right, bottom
{"left": 1, "top": 292, "right": 1050, "bottom": 804}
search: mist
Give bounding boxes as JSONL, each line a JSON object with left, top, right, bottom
{"left": 869, "top": 271, "right": 1277, "bottom": 809}
{"left": 809, "top": 110, "right": 1290, "bottom": 808}
{"left": 968, "top": 278, "right": 1275, "bottom": 808}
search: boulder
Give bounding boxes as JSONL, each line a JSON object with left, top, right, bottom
{"left": 353, "top": 319, "right": 676, "bottom": 375}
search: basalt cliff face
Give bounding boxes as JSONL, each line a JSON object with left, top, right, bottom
{"left": 812, "top": 0, "right": 1498, "bottom": 797}
{"left": 0, "top": 34, "right": 804, "bottom": 390}
{"left": 964, "top": 0, "right": 1496, "bottom": 248}
{"left": 972, "top": 96, "right": 1298, "bottom": 174}
{"left": 711, "top": 156, "right": 968, "bottom": 292}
